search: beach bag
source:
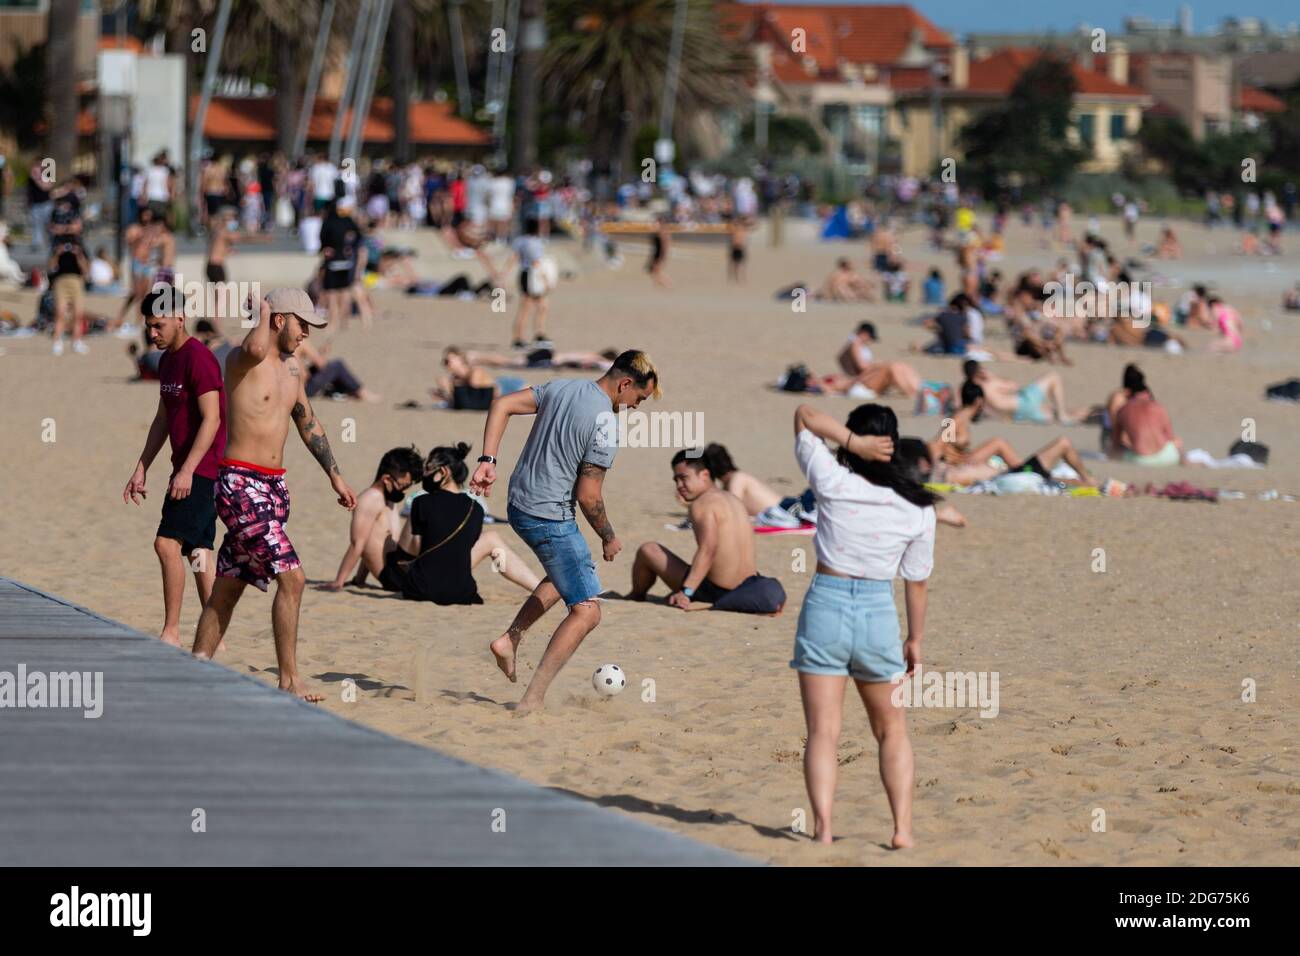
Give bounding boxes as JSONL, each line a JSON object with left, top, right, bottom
{"left": 1265, "top": 378, "right": 1300, "bottom": 402}
{"left": 275, "top": 197, "right": 294, "bottom": 229}
{"left": 780, "top": 364, "right": 811, "bottom": 393}
{"left": 712, "top": 575, "right": 786, "bottom": 615}
{"left": 1228, "top": 440, "right": 1269, "bottom": 465}
{"left": 915, "top": 380, "right": 954, "bottom": 417}
{"left": 299, "top": 215, "right": 322, "bottom": 253}
{"left": 528, "top": 255, "right": 558, "bottom": 297}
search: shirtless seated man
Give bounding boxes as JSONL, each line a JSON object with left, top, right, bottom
{"left": 926, "top": 382, "right": 1096, "bottom": 486}
{"left": 816, "top": 258, "right": 878, "bottom": 303}
{"left": 191, "top": 289, "right": 358, "bottom": 701}
{"left": 1107, "top": 365, "right": 1183, "bottom": 467}
{"left": 319, "top": 445, "right": 424, "bottom": 590}
{"left": 961, "top": 359, "right": 1090, "bottom": 426}
{"left": 628, "top": 450, "right": 786, "bottom": 614}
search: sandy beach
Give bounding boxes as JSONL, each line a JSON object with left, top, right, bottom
{"left": 2, "top": 214, "right": 1298, "bottom": 865}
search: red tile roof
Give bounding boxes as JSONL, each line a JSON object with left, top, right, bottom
{"left": 188, "top": 96, "right": 491, "bottom": 146}
{"left": 965, "top": 48, "right": 1147, "bottom": 98}
{"left": 722, "top": 2, "right": 953, "bottom": 81}
{"left": 1237, "top": 85, "right": 1285, "bottom": 113}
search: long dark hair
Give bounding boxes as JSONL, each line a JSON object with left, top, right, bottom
{"left": 701, "top": 443, "right": 736, "bottom": 481}
{"left": 423, "top": 442, "right": 471, "bottom": 492}
{"left": 835, "top": 404, "right": 940, "bottom": 508}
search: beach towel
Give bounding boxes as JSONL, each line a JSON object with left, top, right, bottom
{"left": 915, "top": 380, "right": 955, "bottom": 417}
{"left": 1183, "top": 449, "right": 1264, "bottom": 469}
{"left": 1145, "top": 481, "right": 1218, "bottom": 503}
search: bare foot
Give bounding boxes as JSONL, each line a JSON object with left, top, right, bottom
{"left": 891, "top": 830, "right": 914, "bottom": 849}
{"left": 490, "top": 634, "right": 517, "bottom": 682}
{"left": 510, "top": 696, "right": 541, "bottom": 715}
{"left": 159, "top": 629, "right": 182, "bottom": 647}
{"left": 936, "top": 503, "right": 968, "bottom": 528}
{"left": 812, "top": 830, "right": 833, "bottom": 845}
{"left": 281, "top": 678, "right": 324, "bottom": 703}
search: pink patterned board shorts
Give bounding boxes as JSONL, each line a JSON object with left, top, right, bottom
{"left": 215, "top": 461, "right": 301, "bottom": 591}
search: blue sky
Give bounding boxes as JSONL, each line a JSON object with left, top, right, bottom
{"left": 751, "top": 1, "right": 1300, "bottom": 35}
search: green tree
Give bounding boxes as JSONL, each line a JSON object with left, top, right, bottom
{"left": 0, "top": 40, "right": 45, "bottom": 150}
{"left": 541, "top": 0, "right": 751, "bottom": 173}
{"left": 958, "top": 52, "right": 1086, "bottom": 198}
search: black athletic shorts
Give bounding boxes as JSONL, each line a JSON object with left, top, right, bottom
{"left": 323, "top": 266, "right": 354, "bottom": 290}
{"left": 206, "top": 262, "right": 227, "bottom": 283}
{"left": 156, "top": 474, "right": 217, "bottom": 554}
{"left": 1016, "top": 456, "right": 1053, "bottom": 481}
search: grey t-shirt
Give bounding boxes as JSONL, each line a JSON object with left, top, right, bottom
{"left": 508, "top": 378, "right": 617, "bottom": 521}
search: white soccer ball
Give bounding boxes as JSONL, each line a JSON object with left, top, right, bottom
{"left": 592, "top": 664, "right": 627, "bottom": 696}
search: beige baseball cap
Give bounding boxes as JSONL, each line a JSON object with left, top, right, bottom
{"left": 264, "top": 287, "right": 327, "bottom": 328}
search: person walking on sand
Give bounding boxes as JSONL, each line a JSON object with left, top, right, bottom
{"left": 123, "top": 286, "right": 227, "bottom": 645}
{"left": 790, "top": 402, "right": 935, "bottom": 849}
{"left": 191, "top": 289, "right": 357, "bottom": 702}
{"left": 469, "top": 350, "right": 661, "bottom": 713}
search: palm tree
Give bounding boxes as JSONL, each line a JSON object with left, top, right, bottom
{"left": 513, "top": 0, "right": 545, "bottom": 172}
{"left": 45, "top": 0, "right": 81, "bottom": 176}
{"left": 542, "top": 0, "right": 750, "bottom": 174}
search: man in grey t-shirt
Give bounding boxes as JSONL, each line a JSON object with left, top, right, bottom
{"left": 470, "top": 351, "right": 662, "bottom": 713}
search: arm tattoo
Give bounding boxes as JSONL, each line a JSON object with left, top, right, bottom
{"left": 294, "top": 400, "right": 339, "bottom": 475}
{"left": 581, "top": 496, "right": 616, "bottom": 544}
{"left": 577, "top": 461, "right": 613, "bottom": 542}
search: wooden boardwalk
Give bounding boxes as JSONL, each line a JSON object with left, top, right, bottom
{"left": 0, "top": 578, "right": 752, "bottom": 866}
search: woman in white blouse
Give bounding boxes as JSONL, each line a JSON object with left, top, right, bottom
{"left": 791, "top": 402, "right": 939, "bottom": 849}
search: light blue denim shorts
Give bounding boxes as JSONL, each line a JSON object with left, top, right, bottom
{"left": 507, "top": 504, "right": 601, "bottom": 606}
{"left": 790, "top": 574, "right": 905, "bottom": 682}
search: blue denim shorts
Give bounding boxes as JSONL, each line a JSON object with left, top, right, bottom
{"left": 507, "top": 504, "right": 602, "bottom": 606}
{"left": 790, "top": 574, "right": 905, "bottom": 682}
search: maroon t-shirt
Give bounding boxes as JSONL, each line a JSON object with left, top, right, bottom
{"left": 158, "top": 337, "right": 227, "bottom": 479}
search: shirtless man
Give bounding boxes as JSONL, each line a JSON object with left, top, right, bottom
{"left": 628, "top": 450, "right": 784, "bottom": 613}
{"left": 817, "top": 258, "right": 878, "bottom": 302}
{"left": 1108, "top": 365, "right": 1183, "bottom": 467}
{"left": 111, "top": 209, "right": 171, "bottom": 332}
{"left": 319, "top": 446, "right": 423, "bottom": 591}
{"left": 961, "top": 360, "right": 1089, "bottom": 425}
{"left": 191, "top": 289, "right": 358, "bottom": 701}
{"left": 206, "top": 206, "right": 272, "bottom": 285}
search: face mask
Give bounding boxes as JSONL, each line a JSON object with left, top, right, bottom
{"left": 421, "top": 471, "right": 442, "bottom": 494}
{"left": 383, "top": 483, "right": 407, "bottom": 504}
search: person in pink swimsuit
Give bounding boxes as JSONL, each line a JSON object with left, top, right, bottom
{"left": 1207, "top": 298, "right": 1243, "bottom": 353}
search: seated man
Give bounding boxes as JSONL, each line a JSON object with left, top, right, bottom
{"left": 1108, "top": 366, "right": 1183, "bottom": 467}
{"left": 628, "top": 450, "right": 786, "bottom": 614}
{"left": 913, "top": 294, "right": 972, "bottom": 356}
{"left": 962, "top": 360, "right": 1090, "bottom": 425}
{"left": 816, "top": 258, "right": 878, "bottom": 302}
{"left": 319, "top": 446, "right": 425, "bottom": 590}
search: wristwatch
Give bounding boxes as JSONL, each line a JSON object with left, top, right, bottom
{"left": 681, "top": 586, "right": 695, "bottom": 599}
{"left": 478, "top": 455, "right": 497, "bottom": 465}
